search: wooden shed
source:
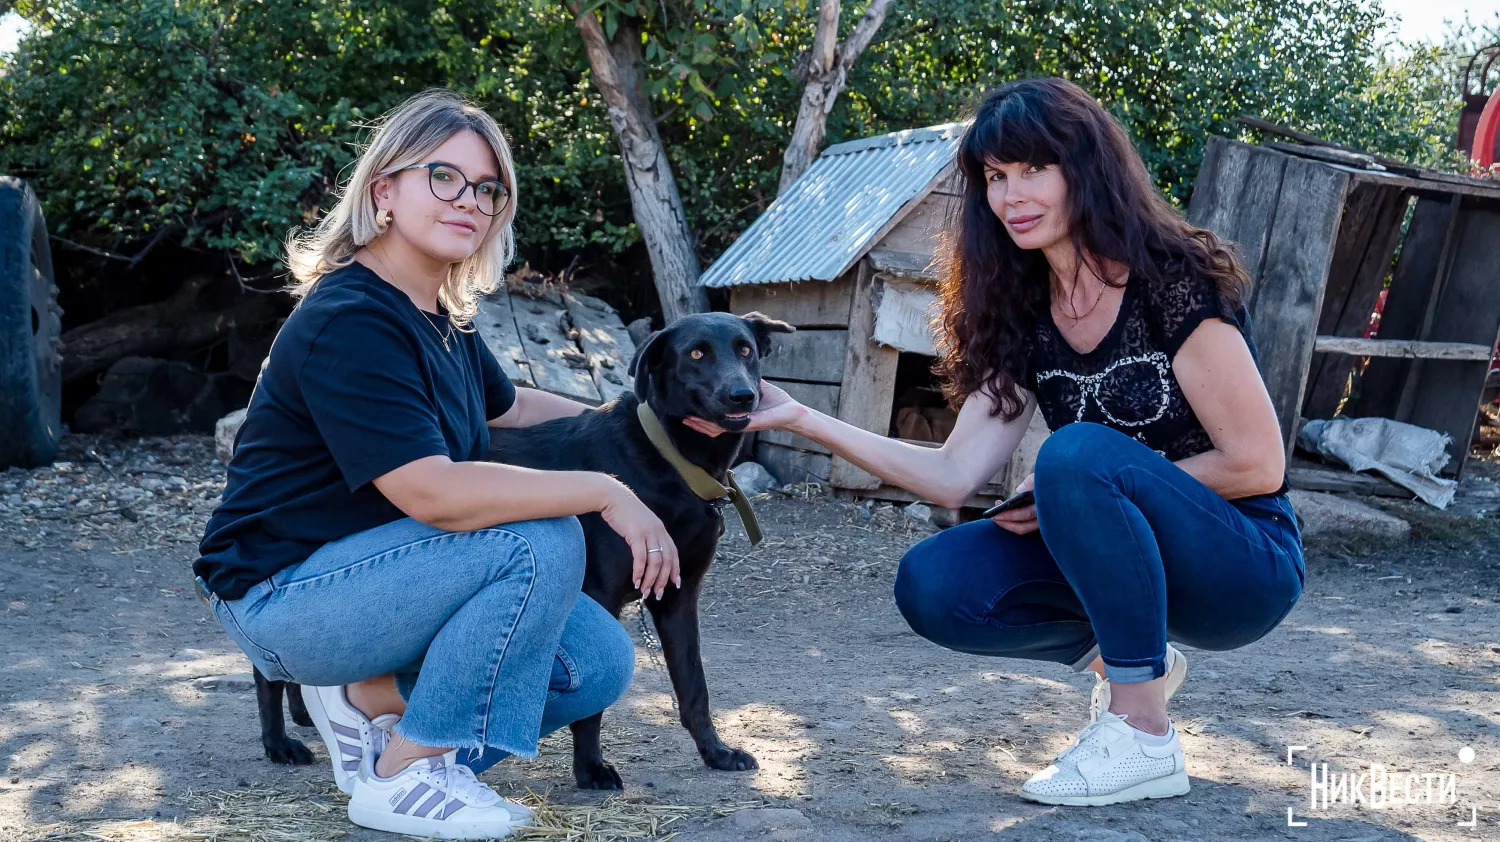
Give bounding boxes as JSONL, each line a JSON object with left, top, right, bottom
{"left": 699, "top": 123, "right": 1048, "bottom": 511}
{"left": 1187, "top": 135, "right": 1500, "bottom": 478}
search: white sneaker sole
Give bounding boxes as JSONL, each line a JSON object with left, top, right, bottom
{"left": 299, "top": 685, "right": 357, "bottom": 795}
{"left": 347, "top": 803, "right": 514, "bottom": 840}
{"left": 1020, "top": 769, "right": 1191, "bottom": 806}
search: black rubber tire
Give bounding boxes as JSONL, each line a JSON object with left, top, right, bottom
{"left": 0, "top": 178, "right": 63, "bottom": 469}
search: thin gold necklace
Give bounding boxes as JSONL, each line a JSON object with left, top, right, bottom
{"left": 367, "top": 248, "right": 452, "bottom": 351}
{"left": 1056, "top": 275, "right": 1108, "bottom": 322}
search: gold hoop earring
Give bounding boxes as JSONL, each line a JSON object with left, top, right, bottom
{"left": 375, "top": 209, "right": 392, "bottom": 230}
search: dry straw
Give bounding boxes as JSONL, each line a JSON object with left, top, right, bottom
{"left": 16, "top": 782, "right": 755, "bottom": 842}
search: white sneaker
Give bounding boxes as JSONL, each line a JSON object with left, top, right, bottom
{"left": 1089, "top": 644, "right": 1188, "bottom": 722}
{"left": 347, "top": 750, "right": 521, "bottom": 840}
{"left": 1020, "top": 711, "right": 1189, "bottom": 806}
{"left": 300, "top": 684, "right": 395, "bottom": 795}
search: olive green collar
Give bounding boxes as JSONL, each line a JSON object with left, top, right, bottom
{"left": 635, "top": 402, "right": 762, "bottom": 546}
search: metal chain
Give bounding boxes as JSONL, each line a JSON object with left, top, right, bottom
{"left": 635, "top": 598, "right": 678, "bottom": 712}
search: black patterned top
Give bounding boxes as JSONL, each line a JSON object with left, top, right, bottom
{"left": 1021, "top": 271, "right": 1254, "bottom": 462}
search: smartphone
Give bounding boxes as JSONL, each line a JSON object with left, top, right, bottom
{"left": 980, "top": 489, "right": 1035, "bottom": 519}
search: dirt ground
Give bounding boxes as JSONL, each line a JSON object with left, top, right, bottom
{"left": 3, "top": 435, "right": 1499, "bottom": 842}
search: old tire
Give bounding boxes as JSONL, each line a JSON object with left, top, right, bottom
{"left": 0, "top": 178, "right": 63, "bottom": 468}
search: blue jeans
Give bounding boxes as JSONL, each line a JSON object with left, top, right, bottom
{"left": 895, "top": 423, "right": 1305, "bottom": 684}
{"left": 206, "top": 516, "right": 634, "bottom": 773}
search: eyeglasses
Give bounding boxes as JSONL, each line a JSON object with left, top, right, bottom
{"left": 1034, "top": 351, "right": 1172, "bottom": 428}
{"left": 396, "top": 162, "right": 510, "bottom": 217}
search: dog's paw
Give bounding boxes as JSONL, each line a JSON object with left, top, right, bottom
{"left": 702, "top": 746, "right": 758, "bottom": 772}
{"left": 263, "top": 737, "right": 315, "bottom": 766}
{"left": 290, "top": 710, "right": 314, "bottom": 728}
{"left": 574, "top": 759, "right": 624, "bottom": 790}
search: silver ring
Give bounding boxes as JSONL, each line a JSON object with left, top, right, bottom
{"left": 647, "top": 547, "right": 663, "bottom": 553}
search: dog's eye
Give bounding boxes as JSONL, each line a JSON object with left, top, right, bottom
{"left": 690, "top": 349, "right": 704, "bottom": 360}
{"left": 739, "top": 346, "right": 752, "bottom": 357}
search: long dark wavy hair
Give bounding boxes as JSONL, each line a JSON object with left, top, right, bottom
{"left": 933, "top": 78, "right": 1250, "bottom": 420}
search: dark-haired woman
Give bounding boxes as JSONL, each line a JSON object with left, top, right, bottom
{"left": 687, "top": 78, "right": 1303, "bottom": 805}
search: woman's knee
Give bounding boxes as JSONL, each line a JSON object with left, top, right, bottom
{"left": 894, "top": 534, "right": 973, "bottom": 647}
{"left": 480, "top": 515, "right": 587, "bottom": 593}
{"left": 1034, "top": 422, "right": 1121, "bottom": 485}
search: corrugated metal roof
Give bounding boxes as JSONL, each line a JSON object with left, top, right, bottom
{"left": 699, "top": 121, "right": 966, "bottom": 288}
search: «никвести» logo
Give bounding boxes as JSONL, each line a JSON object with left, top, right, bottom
{"left": 1286, "top": 745, "right": 1484, "bottom": 828}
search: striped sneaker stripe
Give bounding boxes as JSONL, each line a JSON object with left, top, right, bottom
{"left": 330, "top": 722, "right": 361, "bottom": 740}
{"left": 438, "top": 798, "right": 466, "bottom": 820}
{"left": 412, "top": 790, "right": 447, "bottom": 818}
{"left": 392, "top": 783, "right": 431, "bottom": 815}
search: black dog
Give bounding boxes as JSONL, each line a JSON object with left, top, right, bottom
{"left": 487, "top": 310, "right": 793, "bottom": 788}
{"left": 247, "top": 311, "right": 792, "bottom": 789}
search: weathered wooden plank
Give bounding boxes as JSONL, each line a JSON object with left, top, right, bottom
{"left": 564, "top": 291, "right": 635, "bottom": 404}
{"left": 1345, "top": 197, "right": 1455, "bottom": 418}
{"left": 729, "top": 277, "right": 853, "bottom": 327}
{"left": 1311, "top": 337, "right": 1493, "bottom": 360}
{"left": 474, "top": 293, "right": 534, "bottom": 387}
{"left": 756, "top": 441, "right": 832, "bottom": 484}
{"left": 1248, "top": 157, "right": 1351, "bottom": 454}
{"left": 760, "top": 328, "right": 848, "bottom": 383}
{"left": 1400, "top": 203, "right": 1500, "bottom": 476}
{"left": 1287, "top": 458, "right": 1409, "bottom": 498}
{"left": 1301, "top": 183, "right": 1409, "bottom": 418}
{"left": 878, "top": 192, "right": 960, "bottom": 255}
{"left": 758, "top": 380, "right": 839, "bottom": 454}
{"left": 831, "top": 261, "right": 901, "bottom": 490}
{"left": 510, "top": 294, "right": 601, "bottom": 404}
{"left": 867, "top": 248, "right": 939, "bottom": 281}
{"left": 1186, "top": 137, "right": 1290, "bottom": 308}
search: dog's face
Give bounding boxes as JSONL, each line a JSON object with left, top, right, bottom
{"left": 629, "top": 312, "right": 794, "bottom": 433}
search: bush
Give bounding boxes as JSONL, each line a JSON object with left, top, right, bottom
{"left": 0, "top": 0, "right": 1472, "bottom": 275}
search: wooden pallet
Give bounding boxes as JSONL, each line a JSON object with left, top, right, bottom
{"left": 473, "top": 289, "right": 635, "bottom": 406}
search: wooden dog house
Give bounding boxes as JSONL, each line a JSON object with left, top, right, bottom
{"left": 699, "top": 123, "right": 1047, "bottom": 511}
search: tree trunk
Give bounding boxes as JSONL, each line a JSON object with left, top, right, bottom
{"left": 61, "top": 276, "right": 280, "bottom": 384}
{"left": 572, "top": 7, "right": 708, "bottom": 324}
{"left": 778, "top": 0, "right": 897, "bottom": 195}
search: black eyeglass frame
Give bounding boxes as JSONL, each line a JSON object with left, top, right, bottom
{"left": 395, "top": 162, "right": 510, "bottom": 217}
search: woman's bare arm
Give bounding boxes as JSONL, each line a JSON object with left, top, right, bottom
{"left": 489, "top": 387, "right": 590, "bottom": 429}
{"left": 778, "top": 388, "right": 1036, "bottom": 510}
{"left": 1171, "top": 319, "right": 1287, "bottom": 498}
{"left": 372, "top": 457, "right": 682, "bottom": 597}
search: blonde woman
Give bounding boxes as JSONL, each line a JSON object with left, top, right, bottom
{"left": 195, "top": 90, "right": 674, "bottom": 840}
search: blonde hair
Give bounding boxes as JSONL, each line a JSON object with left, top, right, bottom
{"left": 284, "top": 89, "right": 518, "bottom": 327}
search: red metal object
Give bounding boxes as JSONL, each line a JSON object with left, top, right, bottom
{"left": 1459, "top": 44, "right": 1500, "bottom": 165}
{"left": 1476, "top": 87, "right": 1500, "bottom": 169}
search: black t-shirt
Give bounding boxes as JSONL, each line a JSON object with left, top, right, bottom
{"left": 1022, "top": 270, "right": 1256, "bottom": 462}
{"left": 195, "top": 263, "right": 516, "bottom": 600}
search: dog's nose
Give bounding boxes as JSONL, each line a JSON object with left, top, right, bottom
{"left": 727, "top": 387, "right": 756, "bottom": 409}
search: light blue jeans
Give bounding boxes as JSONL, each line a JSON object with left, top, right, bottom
{"left": 206, "top": 516, "right": 634, "bottom": 773}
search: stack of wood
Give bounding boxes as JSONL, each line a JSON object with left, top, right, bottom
{"left": 473, "top": 285, "right": 636, "bottom": 406}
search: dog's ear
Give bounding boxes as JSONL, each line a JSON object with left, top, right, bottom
{"left": 628, "top": 328, "right": 668, "bottom": 402}
{"left": 741, "top": 311, "right": 796, "bottom": 358}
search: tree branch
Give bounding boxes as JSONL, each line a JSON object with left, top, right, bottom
{"left": 836, "top": 0, "right": 896, "bottom": 68}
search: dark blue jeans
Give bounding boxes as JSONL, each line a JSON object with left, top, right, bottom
{"left": 894, "top": 422, "right": 1305, "bottom": 684}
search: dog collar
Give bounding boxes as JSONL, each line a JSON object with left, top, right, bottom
{"left": 635, "top": 402, "right": 763, "bottom": 546}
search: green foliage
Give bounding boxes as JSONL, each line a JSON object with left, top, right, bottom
{"left": 0, "top": 0, "right": 1474, "bottom": 272}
